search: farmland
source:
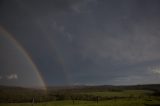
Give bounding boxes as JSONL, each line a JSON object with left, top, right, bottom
{"left": 0, "top": 84, "right": 160, "bottom": 106}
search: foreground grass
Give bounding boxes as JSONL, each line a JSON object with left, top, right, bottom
{"left": 1, "top": 99, "right": 160, "bottom": 106}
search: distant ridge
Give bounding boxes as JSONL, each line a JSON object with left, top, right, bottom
{"left": 0, "top": 84, "right": 160, "bottom": 90}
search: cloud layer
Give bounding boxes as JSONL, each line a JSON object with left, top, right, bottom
{"left": 1, "top": 0, "right": 160, "bottom": 86}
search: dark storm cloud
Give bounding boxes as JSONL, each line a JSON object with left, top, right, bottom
{"left": 1, "top": 0, "right": 160, "bottom": 86}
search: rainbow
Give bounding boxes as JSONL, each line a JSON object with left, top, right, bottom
{"left": 0, "top": 26, "right": 47, "bottom": 90}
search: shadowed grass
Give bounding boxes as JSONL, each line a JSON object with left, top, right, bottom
{"left": 1, "top": 99, "right": 160, "bottom": 106}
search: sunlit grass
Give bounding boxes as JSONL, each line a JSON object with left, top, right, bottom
{"left": 1, "top": 99, "right": 160, "bottom": 106}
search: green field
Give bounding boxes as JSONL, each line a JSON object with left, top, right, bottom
{"left": 75, "top": 90, "right": 153, "bottom": 97}
{"left": 0, "top": 85, "right": 160, "bottom": 106}
{"left": 1, "top": 99, "right": 160, "bottom": 106}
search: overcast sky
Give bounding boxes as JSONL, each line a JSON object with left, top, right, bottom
{"left": 1, "top": 0, "right": 160, "bottom": 87}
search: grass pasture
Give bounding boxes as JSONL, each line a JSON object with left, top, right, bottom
{"left": 1, "top": 99, "right": 160, "bottom": 106}
{"left": 0, "top": 85, "right": 160, "bottom": 106}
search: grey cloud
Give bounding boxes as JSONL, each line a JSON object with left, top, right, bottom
{"left": 70, "top": 0, "right": 97, "bottom": 13}
{"left": 1, "top": 0, "right": 160, "bottom": 86}
{"left": 111, "top": 74, "right": 160, "bottom": 85}
{"left": 79, "top": 22, "right": 160, "bottom": 64}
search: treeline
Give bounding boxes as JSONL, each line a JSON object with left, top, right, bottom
{"left": 0, "top": 86, "right": 47, "bottom": 103}
{"left": 0, "top": 91, "right": 147, "bottom": 103}
{"left": 47, "top": 93, "right": 144, "bottom": 101}
{"left": 47, "top": 84, "right": 160, "bottom": 93}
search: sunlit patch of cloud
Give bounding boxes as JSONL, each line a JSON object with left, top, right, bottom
{"left": 6, "top": 74, "right": 18, "bottom": 80}
{"left": 149, "top": 66, "right": 160, "bottom": 75}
